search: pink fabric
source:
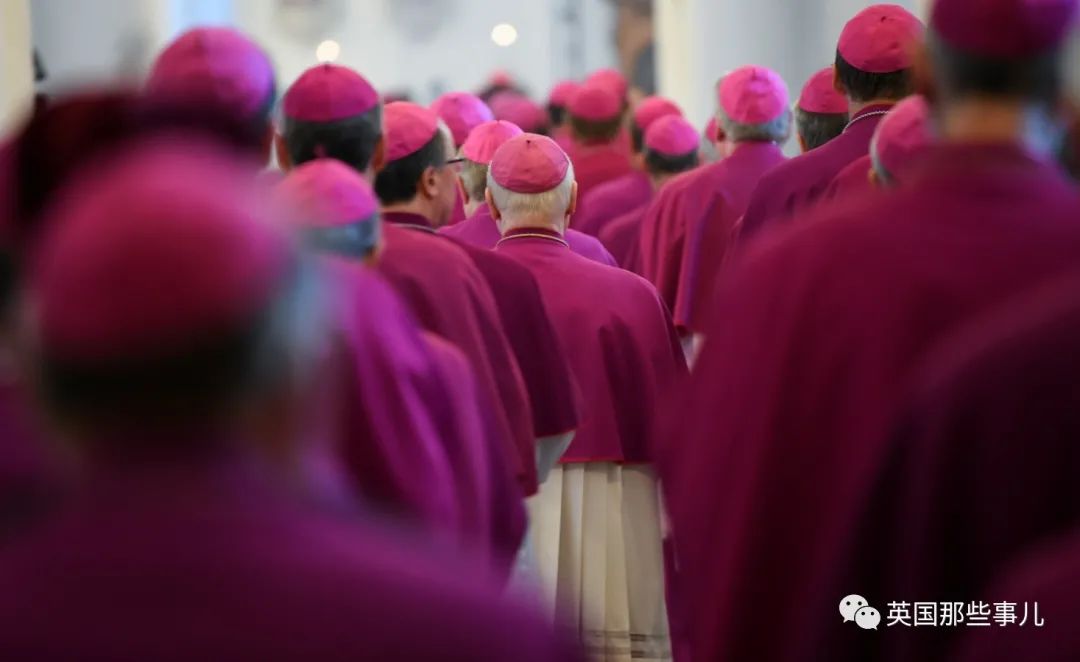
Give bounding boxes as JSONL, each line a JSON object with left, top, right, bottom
{"left": 384, "top": 102, "right": 440, "bottom": 162}
{"left": 490, "top": 134, "right": 569, "bottom": 194}
{"left": 567, "top": 83, "right": 622, "bottom": 122}
{"left": 663, "top": 143, "right": 1080, "bottom": 662}
{"left": 489, "top": 93, "right": 547, "bottom": 133}
{"left": 797, "top": 67, "right": 847, "bottom": 114}
{"left": 147, "top": 27, "right": 274, "bottom": 117}
{"left": 548, "top": 80, "right": 581, "bottom": 108}
{"left": 276, "top": 159, "right": 378, "bottom": 227}
{"left": 377, "top": 214, "right": 537, "bottom": 495}
{"left": 718, "top": 66, "right": 789, "bottom": 124}
{"left": 440, "top": 204, "right": 617, "bottom": 266}
{"left": 639, "top": 142, "right": 787, "bottom": 333}
{"left": 598, "top": 204, "right": 647, "bottom": 273}
{"left": 645, "top": 115, "right": 700, "bottom": 156}
{"left": 932, "top": 0, "right": 1079, "bottom": 57}
{"left": 0, "top": 462, "right": 580, "bottom": 660}
{"left": 837, "top": 4, "right": 924, "bottom": 72}
{"left": 823, "top": 154, "right": 876, "bottom": 202}
{"left": 738, "top": 103, "right": 893, "bottom": 241}
{"left": 496, "top": 229, "right": 685, "bottom": 462}
{"left": 585, "top": 68, "right": 629, "bottom": 101}
{"left": 462, "top": 120, "right": 524, "bottom": 164}
{"left": 872, "top": 95, "right": 933, "bottom": 181}
{"left": 32, "top": 140, "right": 290, "bottom": 363}
{"left": 431, "top": 92, "right": 494, "bottom": 147}
{"left": 566, "top": 140, "right": 634, "bottom": 201}
{"left": 632, "top": 96, "right": 682, "bottom": 133}
{"left": 283, "top": 64, "right": 379, "bottom": 122}
{"left": 572, "top": 170, "right": 652, "bottom": 237}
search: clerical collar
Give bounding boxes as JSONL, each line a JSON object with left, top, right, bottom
{"left": 381, "top": 211, "right": 437, "bottom": 234}
{"left": 497, "top": 227, "right": 570, "bottom": 248}
{"left": 844, "top": 103, "right": 895, "bottom": 133}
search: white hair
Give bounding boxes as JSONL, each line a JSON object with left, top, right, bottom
{"left": 458, "top": 160, "right": 489, "bottom": 201}
{"left": 717, "top": 106, "right": 792, "bottom": 144}
{"left": 1067, "top": 24, "right": 1080, "bottom": 107}
{"left": 487, "top": 162, "right": 576, "bottom": 220}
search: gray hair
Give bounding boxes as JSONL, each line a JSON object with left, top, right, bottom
{"left": 458, "top": 160, "right": 489, "bottom": 202}
{"left": 487, "top": 162, "right": 576, "bottom": 219}
{"left": 718, "top": 107, "right": 792, "bottom": 144}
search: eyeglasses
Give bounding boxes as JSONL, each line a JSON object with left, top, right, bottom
{"left": 444, "top": 157, "right": 465, "bottom": 173}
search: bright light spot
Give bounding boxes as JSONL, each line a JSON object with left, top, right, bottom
{"left": 491, "top": 23, "right": 518, "bottom": 47}
{"left": 316, "top": 40, "right": 341, "bottom": 63}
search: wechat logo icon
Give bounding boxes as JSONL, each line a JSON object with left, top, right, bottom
{"left": 840, "top": 594, "right": 881, "bottom": 630}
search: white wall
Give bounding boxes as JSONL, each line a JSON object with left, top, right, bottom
{"left": 31, "top": 0, "right": 620, "bottom": 105}
{"left": 656, "top": 0, "right": 919, "bottom": 147}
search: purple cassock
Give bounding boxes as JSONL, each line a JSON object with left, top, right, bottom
{"left": 496, "top": 228, "right": 686, "bottom": 464}
{"left": 738, "top": 104, "right": 893, "bottom": 241}
{"left": 638, "top": 141, "right": 785, "bottom": 332}
{"left": 439, "top": 204, "right": 617, "bottom": 266}
{"left": 598, "top": 204, "right": 647, "bottom": 273}
{"left": 378, "top": 213, "right": 539, "bottom": 495}
{"left": 806, "top": 272, "right": 1080, "bottom": 662}
{"left": 0, "top": 460, "right": 581, "bottom": 661}
{"left": 823, "top": 153, "right": 875, "bottom": 202}
{"left": 661, "top": 143, "right": 1080, "bottom": 662}
{"left": 419, "top": 330, "right": 528, "bottom": 574}
{"left": 949, "top": 530, "right": 1080, "bottom": 662}
{"left": 566, "top": 141, "right": 634, "bottom": 205}
{"left": 572, "top": 170, "right": 652, "bottom": 237}
{"left": 442, "top": 237, "right": 582, "bottom": 439}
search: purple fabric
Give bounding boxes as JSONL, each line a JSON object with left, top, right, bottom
{"left": 662, "top": 142, "right": 1080, "bottom": 662}
{"left": 439, "top": 205, "right": 616, "bottom": 266}
{"left": 0, "top": 460, "right": 581, "bottom": 660}
{"left": 443, "top": 237, "right": 583, "bottom": 438}
{"left": 566, "top": 140, "right": 634, "bottom": 203}
{"left": 377, "top": 214, "right": 537, "bottom": 495}
{"left": 638, "top": 142, "right": 786, "bottom": 333}
{"left": 598, "top": 204, "right": 647, "bottom": 273}
{"left": 738, "top": 104, "right": 893, "bottom": 242}
{"left": 496, "top": 229, "right": 686, "bottom": 463}
{"left": 0, "top": 383, "right": 62, "bottom": 541}
{"left": 573, "top": 170, "right": 652, "bottom": 237}
{"left": 823, "top": 153, "right": 875, "bottom": 203}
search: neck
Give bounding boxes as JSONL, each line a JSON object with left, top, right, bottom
{"left": 847, "top": 98, "right": 898, "bottom": 116}
{"left": 463, "top": 199, "right": 483, "bottom": 218}
{"left": 937, "top": 99, "right": 1060, "bottom": 154}
{"left": 499, "top": 214, "right": 567, "bottom": 236}
{"left": 649, "top": 171, "right": 679, "bottom": 192}
{"left": 381, "top": 200, "right": 442, "bottom": 228}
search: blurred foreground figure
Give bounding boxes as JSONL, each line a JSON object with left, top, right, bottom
{"left": 440, "top": 120, "right": 616, "bottom": 265}
{"left": 860, "top": 272, "right": 1080, "bottom": 661}
{"left": 572, "top": 96, "right": 681, "bottom": 237}
{"left": 639, "top": 66, "right": 789, "bottom": 337}
{"left": 276, "top": 159, "right": 526, "bottom": 570}
{"left": 739, "top": 4, "right": 923, "bottom": 240}
{"left": 490, "top": 134, "right": 686, "bottom": 661}
{"left": 663, "top": 0, "right": 1080, "bottom": 659}
{"left": 0, "top": 141, "right": 578, "bottom": 661}
{"left": 826, "top": 94, "right": 933, "bottom": 200}
{"left": 599, "top": 115, "right": 700, "bottom": 272}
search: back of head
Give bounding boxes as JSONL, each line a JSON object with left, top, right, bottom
{"left": 147, "top": 27, "right": 276, "bottom": 145}
{"left": 547, "top": 80, "right": 581, "bottom": 126}
{"left": 280, "top": 64, "right": 383, "bottom": 173}
{"left": 870, "top": 95, "right": 933, "bottom": 185}
{"left": 567, "top": 83, "right": 624, "bottom": 144}
{"left": 631, "top": 96, "right": 683, "bottom": 153}
{"left": 458, "top": 120, "right": 524, "bottom": 204}
{"left": 795, "top": 67, "right": 850, "bottom": 151}
{"left": 487, "top": 133, "right": 576, "bottom": 228}
{"left": 643, "top": 115, "right": 701, "bottom": 176}
{"left": 26, "top": 139, "right": 306, "bottom": 450}
{"left": 926, "top": 0, "right": 1078, "bottom": 106}
{"left": 835, "top": 4, "right": 924, "bottom": 103}
{"left": 373, "top": 102, "right": 449, "bottom": 207}
{"left": 431, "top": 92, "right": 493, "bottom": 148}
{"left": 489, "top": 92, "right": 549, "bottom": 134}
{"left": 716, "top": 65, "right": 792, "bottom": 145}
{"left": 276, "top": 158, "right": 382, "bottom": 259}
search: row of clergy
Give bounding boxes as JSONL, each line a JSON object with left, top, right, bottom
{"left": 1, "top": 0, "right": 1080, "bottom": 660}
